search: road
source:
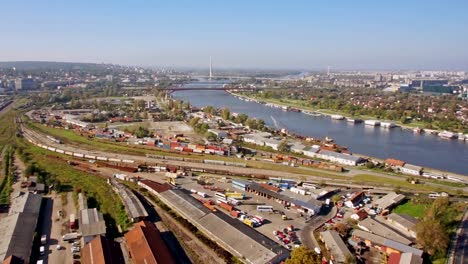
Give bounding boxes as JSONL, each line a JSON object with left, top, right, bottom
{"left": 451, "top": 210, "right": 468, "bottom": 264}
{"left": 46, "top": 192, "right": 76, "bottom": 264}
{"left": 300, "top": 206, "right": 337, "bottom": 250}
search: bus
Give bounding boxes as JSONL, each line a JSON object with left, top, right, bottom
{"left": 256, "top": 205, "right": 274, "bottom": 212}
{"left": 227, "top": 197, "right": 241, "bottom": 205}
{"left": 215, "top": 192, "right": 227, "bottom": 200}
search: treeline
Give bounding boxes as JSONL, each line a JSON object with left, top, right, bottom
{"left": 244, "top": 88, "right": 468, "bottom": 132}
{"left": 0, "top": 146, "right": 15, "bottom": 205}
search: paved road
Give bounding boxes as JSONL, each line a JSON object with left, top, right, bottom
{"left": 47, "top": 192, "right": 75, "bottom": 264}
{"left": 300, "top": 206, "right": 337, "bottom": 250}
{"left": 452, "top": 210, "right": 468, "bottom": 264}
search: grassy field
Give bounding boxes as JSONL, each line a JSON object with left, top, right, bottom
{"left": 15, "top": 136, "right": 131, "bottom": 236}
{"left": 393, "top": 200, "right": 431, "bottom": 219}
{"left": 352, "top": 174, "right": 464, "bottom": 195}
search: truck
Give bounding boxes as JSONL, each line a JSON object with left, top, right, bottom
{"left": 69, "top": 214, "right": 77, "bottom": 230}
{"left": 62, "top": 232, "right": 81, "bottom": 242}
{"left": 40, "top": 235, "right": 47, "bottom": 245}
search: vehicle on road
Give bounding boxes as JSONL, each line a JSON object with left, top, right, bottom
{"left": 39, "top": 246, "right": 45, "bottom": 255}
{"left": 62, "top": 232, "right": 81, "bottom": 241}
{"left": 40, "top": 235, "right": 47, "bottom": 245}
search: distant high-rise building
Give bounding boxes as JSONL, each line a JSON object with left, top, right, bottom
{"left": 209, "top": 56, "right": 213, "bottom": 79}
{"left": 106, "top": 75, "right": 113, "bottom": 82}
{"left": 327, "top": 66, "right": 331, "bottom": 76}
{"left": 15, "top": 78, "right": 37, "bottom": 90}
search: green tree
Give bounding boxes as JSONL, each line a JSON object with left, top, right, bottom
{"left": 203, "top": 105, "right": 215, "bottom": 115}
{"left": 278, "top": 140, "right": 290, "bottom": 152}
{"left": 221, "top": 108, "right": 231, "bottom": 120}
{"left": 285, "top": 246, "right": 320, "bottom": 264}
{"left": 332, "top": 194, "right": 342, "bottom": 204}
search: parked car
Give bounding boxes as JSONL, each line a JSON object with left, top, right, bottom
{"left": 39, "top": 246, "right": 45, "bottom": 256}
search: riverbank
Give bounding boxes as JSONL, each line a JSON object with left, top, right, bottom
{"left": 228, "top": 91, "right": 467, "bottom": 138}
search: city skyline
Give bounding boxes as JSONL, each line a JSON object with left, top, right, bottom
{"left": 1, "top": 0, "right": 468, "bottom": 70}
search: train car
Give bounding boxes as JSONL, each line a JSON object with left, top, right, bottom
{"left": 122, "top": 159, "right": 135, "bottom": 164}
{"left": 73, "top": 153, "right": 85, "bottom": 158}
{"left": 84, "top": 154, "right": 96, "bottom": 160}
{"left": 56, "top": 149, "right": 65, "bottom": 154}
{"left": 184, "top": 158, "right": 204, "bottom": 163}
{"left": 109, "top": 158, "right": 122, "bottom": 163}
{"left": 165, "top": 156, "right": 184, "bottom": 161}
{"left": 47, "top": 147, "right": 56, "bottom": 152}
{"left": 65, "top": 151, "right": 74, "bottom": 156}
{"left": 204, "top": 159, "right": 225, "bottom": 165}
{"left": 96, "top": 156, "right": 108, "bottom": 161}
{"left": 225, "top": 161, "right": 247, "bottom": 168}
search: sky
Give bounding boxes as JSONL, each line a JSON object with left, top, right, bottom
{"left": 1, "top": 0, "right": 468, "bottom": 70}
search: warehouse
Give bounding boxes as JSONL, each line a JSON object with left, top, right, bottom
{"left": 318, "top": 150, "right": 365, "bottom": 166}
{"left": 372, "top": 192, "right": 406, "bottom": 211}
{"left": 320, "top": 230, "right": 352, "bottom": 263}
{"left": 79, "top": 208, "right": 107, "bottom": 244}
{"left": 0, "top": 193, "right": 42, "bottom": 262}
{"left": 108, "top": 179, "right": 148, "bottom": 222}
{"left": 357, "top": 218, "right": 412, "bottom": 245}
{"left": 81, "top": 235, "right": 124, "bottom": 264}
{"left": 157, "top": 188, "right": 289, "bottom": 264}
{"left": 351, "top": 230, "right": 423, "bottom": 257}
{"left": 125, "top": 221, "right": 176, "bottom": 264}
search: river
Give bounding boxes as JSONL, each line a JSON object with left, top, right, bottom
{"left": 173, "top": 86, "right": 468, "bottom": 176}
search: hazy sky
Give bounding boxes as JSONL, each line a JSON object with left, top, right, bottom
{"left": 1, "top": 0, "right": 468, "bottom": 70}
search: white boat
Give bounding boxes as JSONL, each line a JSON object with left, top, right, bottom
{"left": 364, "top": 120, "right": 380, "bottom": 126}
{"left": 438, "top": 131, "right": 457, "bottom": 139}
{"left": 381, "top": 121, "right": 396, "bottom": 128}
{"left": 331, "top": 114, "right": 345, "bottom": 120}
{"left": 303, "top": 110, "right": 322, "bottom": 116}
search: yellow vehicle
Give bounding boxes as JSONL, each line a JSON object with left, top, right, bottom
{"left": 282, "top": 215, "right": 288, "bottom": 220}
{"left": 243, "top": 219, "right": 253, "bottom": 227}
{"left": 225, "top": 192, "right": 245, "bottom": 199}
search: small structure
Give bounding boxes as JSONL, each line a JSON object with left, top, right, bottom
{"left": 318, "top": 150, "right": 365, "bottom": 166}
{"left": 372, "top": 192, "right": 406, "bottom": 211}
{"left": 388, "top": 252, "right": 423, "bottom": 264}
{"left": 385, "top": 213, "right": 419, "bottom": 238}
{"left": 400, "top": 164, "right": 423, "bottom": 176}
{"left": 320, "top": 230, "right": 352, "bottom": 263}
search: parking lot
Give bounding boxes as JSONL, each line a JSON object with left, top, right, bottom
{"left": 176, "top": 174, "right": 310, "bottom": 250}
{"left": 41, "top": 192, "right": 78, "bottom": 264}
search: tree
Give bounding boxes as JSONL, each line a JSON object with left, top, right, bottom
{"left": 205, "top": 132, "right": 217, "bottom": 142}
{"left": 285, "top": 246, "right": 320, "bottom": 264}
{"left": 278, "top": 140, "right": 290, "bottom": 152}
{"left": 221, "top": 108, "right": 231, "bottom": 120}
{"left": 332, "top": 194, "right": 342, "bottom": 204}
{"left": 344, "top": 254, "right": 357, "bottom": 264}
{"left": 203, "top": 105, "right": 215, "bottom": 115}
{"left": 416, "top": 218, "right": 449, "bottom": 256}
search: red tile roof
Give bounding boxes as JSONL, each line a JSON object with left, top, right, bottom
{"left": 125, "top": 221, "right": 176, "bottom": 264}
{"left": 81, "top": 235, "right": 123, "bottom": 264}
{"left": 139, "top": 180, "right": 173, "bottom": 193}
{"left": 385, "top": 159, "right": 406, "bottom": 167}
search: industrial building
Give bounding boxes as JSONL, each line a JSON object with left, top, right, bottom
{"left": 140, "top": 180, "right": 289, "bottom": 264}
{"left": 124, "top": 221, "right": 176, "bottom": 264}
{"left": 108, "top": 179, "right": 148, "bottom": 222}
{"left": 245, "top": 182, "right": 322, "bottom": 215}
{"left": 79, "top": 208, "right": 107, "bottom": 244}
{"left": 372, "top": 192, "right": 406, "bottom": 211}
{"left": 351, "top": 230, "right": 423, "bottom": 257}
{"left": 357, "top": 218, "right": 412, "bottom": 245}
{"left": 320, "top": 230, "right": 352, "bottom": 263}
{"left": 81, "top": 235, "right": 124, "bottom": 264}
{"left": 0, "top": 193, "right": 42, "bottom": 262}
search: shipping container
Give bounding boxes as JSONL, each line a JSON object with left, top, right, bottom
{"left": 219, "top": 202, "right": 234, "bottom": 212}
{"left": 231, "top": 210, "right": 241, "bottom": 218}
